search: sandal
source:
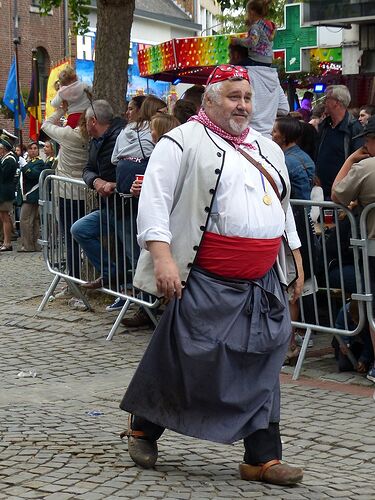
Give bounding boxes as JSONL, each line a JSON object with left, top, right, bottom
{"left": 0, "top": 245, "right": 13, "bottom": 252}
{"left": 120, "top": 415, "right": 158, "bottom": 469}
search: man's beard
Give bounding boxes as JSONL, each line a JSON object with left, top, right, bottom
{"left": 228, "top": 115, "right": 250, "bottom": 135}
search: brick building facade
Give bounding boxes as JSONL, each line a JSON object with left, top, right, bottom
{"left": 0, "top": 1, "right": 72, "bottom": 136}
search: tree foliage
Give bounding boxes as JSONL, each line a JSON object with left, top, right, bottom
{"left": 217, "top": 0, "right": 287, "bottom": 31}
{"left": 39, "top": 0, "right": 91, "bottom": 34}
{"left": 36, "top": 0, "right": 135, "bottom": 114}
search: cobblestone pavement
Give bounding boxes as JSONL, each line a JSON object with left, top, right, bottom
{"left": 1, "top": 251, "right": 375, "bottom": 499}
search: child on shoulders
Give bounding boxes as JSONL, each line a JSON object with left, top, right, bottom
{"left": 51, "top": 66, "right": 91, "bottom": 129}
{"left": 233, "top": 0, "right": 276, "bottom": 67}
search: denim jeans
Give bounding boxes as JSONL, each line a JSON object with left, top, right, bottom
{"left": 59, "top": 198, "right": 85, "bottom": 278}
{"left": 71, "top": 205, "right": 139, "bottom": 287}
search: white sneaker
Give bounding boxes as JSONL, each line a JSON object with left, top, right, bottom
{"left": 295, "top": 333, "right": 314, "bottom": 348}
{"left": 68, "top": 298, "right": 88, "bottom": 311}
{"left": 55, "top": 285, "right": 72, "bottom": 299}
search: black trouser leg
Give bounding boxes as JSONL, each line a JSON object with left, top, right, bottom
{"left": 132, "top": 415, "right": 165, "bottom": 441}
{"left": 243, "top": 423, "right": 282, "bottom": 465}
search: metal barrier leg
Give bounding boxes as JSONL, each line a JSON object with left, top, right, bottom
{"left": 65, "top": 279, "right": 93, "bottom": 311}
{"left": 142, "top": 305, "right": 159, "bottom": 327}
{"left": 37, "top": 275, "right": 61, "bottom": 312}
{"left": 106, "top": 299, "right": 132, "bottom": 341}
{"left": 292, "top": 327, "right": 313, "bottom": 380}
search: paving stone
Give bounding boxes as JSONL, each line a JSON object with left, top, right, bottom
{"left": 0, "top": 252, "right": 374, "bottom": 500}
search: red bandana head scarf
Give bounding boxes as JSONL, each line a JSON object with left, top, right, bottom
{"left": 188, "top": 65, "right": 255, "bottom": 149}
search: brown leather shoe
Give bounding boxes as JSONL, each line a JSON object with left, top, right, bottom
{"left": 121, "top": 307, "right": 154, "bottom": 328}
{"left": 239, "top": 460, "right": 303, "bottom": 485}
{"left": 81, "top": 277, "right": 104, "bottom": 289}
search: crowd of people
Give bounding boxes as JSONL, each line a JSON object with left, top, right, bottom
{"left": 0, "top": 61, "right": 374, "bottom": 372}
{"left": 1, "top": 0, "right": 375, "bottom": 485}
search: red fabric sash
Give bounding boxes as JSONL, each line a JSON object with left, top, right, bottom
{"left": 196, "top": 231, "right": 281, "bottom": 280}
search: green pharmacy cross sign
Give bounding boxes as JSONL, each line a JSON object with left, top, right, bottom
{"left": 273, "top": 3, "right": 318, "bottom": 73}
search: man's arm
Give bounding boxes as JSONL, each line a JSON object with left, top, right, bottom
{"left": 147, "top": 241, "right": 182, "bottom": 300}
{"left": 331, "top": 147, "right": 369, "bottom": 203}
{"left": 137, "top": 135, "right": 182, "bottom": 249}
{"left": 82, "top": 154, "right": 99, "bottom": 189}
{"left": 82, "top": 162, "right": 115, "bottom": 197}
{"left": 137, "top": 135, "right": 183, "bottom": 299}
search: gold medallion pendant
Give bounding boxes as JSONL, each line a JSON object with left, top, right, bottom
{"left": 263, "top": 193, "right": 272, "bottom": 205}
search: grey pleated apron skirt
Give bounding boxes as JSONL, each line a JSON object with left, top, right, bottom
{"left": 120, "top": 266, "right": 291, "bottom": 444}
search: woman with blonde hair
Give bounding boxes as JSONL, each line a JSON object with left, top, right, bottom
{"left": 150, "top": 113, "right": 180, "bottom": 144}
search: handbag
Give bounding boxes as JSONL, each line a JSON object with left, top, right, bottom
{"left": 116, "top": 130, "right": 150, "bottom": 194}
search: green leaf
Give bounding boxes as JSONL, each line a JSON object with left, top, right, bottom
{"left": 38, "top": 0, "right": 91, "bottom": 34}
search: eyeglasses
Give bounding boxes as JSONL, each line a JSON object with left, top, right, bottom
{"left": 84, "top": 88, "right": 98, "bottom": 121}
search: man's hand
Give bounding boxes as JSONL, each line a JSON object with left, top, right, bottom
{"left": 148, "top": 241, "right": 182, "bottom": 300}
{"left": 93, "top": 178, "right": 116, "bottom": 197}
{"left": 102, "top": 181, "right": 116, "bottom": 196}
{"left": 332, "top": 146, "right": 370, "bottom": 199}
{"left": 347, "top": 146, "right": 370, "bottom": 164}
{"left": 290, "top": 248, "right": 304, "bottom": 304}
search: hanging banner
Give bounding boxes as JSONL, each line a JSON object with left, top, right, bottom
{"left": 45, "top": 58, "right": 72, "bottom": 118}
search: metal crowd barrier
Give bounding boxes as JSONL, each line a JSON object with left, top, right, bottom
{"left": 358, "top": 202, "right": 375, "bottom": 333}
{"left": 37, "top": 174, "right": 374, "bottom": 379}
{"left": 37, "top": 174, "right": 158, "bottom": 340}
{"left": 289, "top": 199, "right": 372, "bottom": 379}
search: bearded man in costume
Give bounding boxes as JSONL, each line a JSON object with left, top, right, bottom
{"left": 120, "top": 65, "right": 304, "bottom": 486}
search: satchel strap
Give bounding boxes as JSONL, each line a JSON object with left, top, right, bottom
{"left": 237, "top": 147, "right": 281, "bottom": 201}
{"left": 137, "top": 130, "right": 147, "bottom": 160}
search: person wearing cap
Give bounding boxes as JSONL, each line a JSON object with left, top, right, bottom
{"left": 18, "top": 142, "right": 46, "bottom": 252}
{"left": 119, "top": 65, "right": 304, "bottom": 485}
{"left": 332, "top": 115, "right": 375, "bottom": 384}
{"left": 0, "top": 132, "right": 18, "bottom": 251}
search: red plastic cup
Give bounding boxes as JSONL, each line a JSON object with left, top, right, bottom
{"left": 323, "top": 209, "right": 334, "bottom": 224}
{"left": 135, "top": 174, "right": 144, "bottom": 182}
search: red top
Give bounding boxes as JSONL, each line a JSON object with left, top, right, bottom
{"left": 196, "top": 231, "right": 281, "bottom": 280}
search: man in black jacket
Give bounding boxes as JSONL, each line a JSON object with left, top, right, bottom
{"left": 71, "top": 100, "right": 125, "bottom": 287}
{"left": 316, "top": 85, "right": 363, "bottom": 199}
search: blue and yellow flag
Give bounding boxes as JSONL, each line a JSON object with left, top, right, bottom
{"left": 3, "top": 57, "right": 26, "bottom": 129}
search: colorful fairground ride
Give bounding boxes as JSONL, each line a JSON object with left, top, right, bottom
{"left": 138, "top": 32, "right": 243, "bottom": 85}
{"left": 138, "top": 3, "right": 374, "bottom": 106}
{"left": 137, "top": 3, "right": 320, "bottom": 85}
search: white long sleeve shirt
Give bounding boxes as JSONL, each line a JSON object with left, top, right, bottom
{"left": 137, "top": 128, "right": 300, "bottom": 251}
